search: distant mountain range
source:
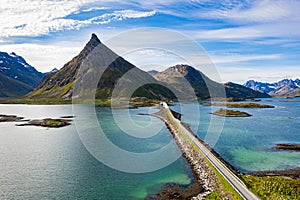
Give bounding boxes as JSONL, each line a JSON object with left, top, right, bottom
{"left": 244, "top": 79, "right": 300, "bottom": 97}
{"left": 0, "top": 52, "right": 44, "bottom": 97}
{"left": 1, "top": 34, "right": 271, "bottom": 101}
{"left": 152, "top": 65, "right": 270, "bottom": 99}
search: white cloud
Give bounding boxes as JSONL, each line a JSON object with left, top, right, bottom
{"left": 200, "top": 0, "right": 300, "bottom": 23}
{"left": 189, "top": 21, "right": 300, "bottom": 42}
{"left": 194, "top": 27, "right": 263, "bottom": 40}
{"left": 91, "top": 10, "right": 156, "bottom": 25}
{"left": 80, "top": 7, "right": 109, "bottom": 13}
{"left": 0, "top": 0, "right": 96, "bottom": 37}
{"left": 0, "top": 43, "right": 83, "bottom": 72}
{"left": 0, "top": 0, "right": 156, "bottom": 38}
{"left": 210, "top": 53, "right": 282, "bottom": 64}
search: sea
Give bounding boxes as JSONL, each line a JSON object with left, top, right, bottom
{"left": 0, "top": 98, "right": 299, "bottom": 199}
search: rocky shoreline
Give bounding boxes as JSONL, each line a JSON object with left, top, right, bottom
{"left": 249, "top": 168, "right": 300, "bottom": 179}
{"left": 147, "top": 174, "right": 204, "bottom": 200}
{"left": 149, "top": 110, "right": 225, "bottom": 200}
{"left": 0, "top": 114, "right": 26, "bottom": 122}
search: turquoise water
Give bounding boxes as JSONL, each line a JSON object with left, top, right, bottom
{"left": 1, "top": 98, "right": 300, "bottom": 199}
{"left": 176, "top": 98, "right": 300, "bottom": 172}
{"left": 0, "top": 105, "right": 192, "bottom": 199}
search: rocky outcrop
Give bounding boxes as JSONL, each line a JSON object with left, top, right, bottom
{"left": 152, "top": 109, "right": 221, "bottom": 199}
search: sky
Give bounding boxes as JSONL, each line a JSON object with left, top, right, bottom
{"left": 0, "top": 0, "right": 300, "bottom": 84}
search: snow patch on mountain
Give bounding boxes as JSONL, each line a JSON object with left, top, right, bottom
{"left": 244, "top": 79, "right": 300, "bottom": 97}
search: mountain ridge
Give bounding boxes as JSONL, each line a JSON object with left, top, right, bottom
{"left": 244, "top": 79, "right": 300, "bottom": 97}
{"left": 153, "top": 64, "right": 270, "bottom": 99}
{"left": 0, "top": 51, "right": 44, "bottom": 97}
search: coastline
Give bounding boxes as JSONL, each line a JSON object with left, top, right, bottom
{"left": 148, "top": 110, "right": 224, "bottom": 199}
{"left": 2, "top": 102, "right": 299, "bottom": 199}
{"left": 248, "top": 168, "right": 300, "bottom": 179}
{"left": 145, "top": 108, "right": 300, "bottom": 199}
{"left": 147, "top": 169, "right": 204, "bottom": 200}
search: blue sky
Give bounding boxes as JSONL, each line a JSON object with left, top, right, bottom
{"left": 0, "top": 0, "right": 299, "bottom": 83}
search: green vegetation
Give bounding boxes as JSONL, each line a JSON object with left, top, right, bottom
{"left": 196, "top": 142, "right": 242, "bottom": 200}
{"left": 211, "top": 108, "right": 252, "bottom": 117}
{"left": 206, "top": 102, "right": 274, "bottom": 108}
{"left": 0, "top": 97, "right": 161, "bottom": 108}
{"left": 29, "top": 81, "right": 75, "bottom": 98}
{"left": 243, "top": 175, "right": 300, "bottom": 200}
{"left": 206, "top": 97, "right": 246, "bottom": 102}
{"left": 205, "top": 191, "right": 222, "bottom": 200}
{"left": 46, "top": 120, "right": 63, "bottom": 127}
{"left": 17, "top": 118, "right": 71, "bottom": 128}
{"left": 0, "top": 98, "right": 72, "bottom": 105}
{"left": 165, "top": 110, "right": 242, "bottom": 200}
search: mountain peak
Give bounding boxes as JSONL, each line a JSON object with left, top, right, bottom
{"left": 244, "top": 78, "right": 300, "bottom": 97}
{"left": 89, "top": 33, "right": 101, "bottom": 46}
{"left": 167, "top": 64, "right": 196, "bottom": 75}
{"left": 0, "top": 51, "right": 44, "bottom": 97}
{"left": 78, "top": 33, "right": 102, "bottom": 57}
{"left": 10, "top": 52, "right": 17, "bottom": 57}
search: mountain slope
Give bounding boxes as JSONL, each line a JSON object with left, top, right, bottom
{"left": 244, "top": 79, "right": 300, "bottom": 97}
{"left": 29, "top": 34, "right": 175, "bottom": 100}
{"left": 154, "top": 64, "right": 270, "bottom": 99}
{"left": 224, "top": 82, "right": 270, "bottom": 99}
{"left": 0, "top": 52, "right": 44, "bottom": 97}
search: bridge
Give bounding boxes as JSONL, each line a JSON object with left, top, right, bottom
{"left": 155, "top": 102, "right": 259, "bottom": 200}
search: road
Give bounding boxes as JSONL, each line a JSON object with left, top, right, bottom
{"left": 161, "top": 102, "right": 259, "bottom": 200}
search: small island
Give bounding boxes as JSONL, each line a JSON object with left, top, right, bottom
{"left": 0, "top": 114, "right": 26, "bottom": 122}
{"left": 211, "top": 108, "right": 252, "bottom": 117}
{"left": 17, "top": 118, "right": 71, "bottom": 128}
{"left": 274, "top": 144, "right": 300, "bottom": 151}
{"left": 204, "top": 102, "right": 274, "bottom": 108}
{"left": 60, "top": 116, "right": 75, "bottom": 119}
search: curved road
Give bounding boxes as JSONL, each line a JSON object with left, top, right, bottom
{"left": 161, "top": 102, "right": 259, "bottom": 200}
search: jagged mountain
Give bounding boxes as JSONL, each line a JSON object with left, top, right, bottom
{"left": 224, "top": 82, "right": 270, "bottom": 99}
{"left": 29, "top": 34, "right": 175, "bottom": 100}
{"left": 244, "top": 79, "right": 300, "bottom": 97}
{"left": 153, "top": 64, "right": 270, "bottom": 99}
{"left": 0, "top": 52, "right": 44, "bottom": 97}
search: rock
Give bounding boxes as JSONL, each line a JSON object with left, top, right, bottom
{"left": 16, "top": 118, "right": 71, "bottom": 128}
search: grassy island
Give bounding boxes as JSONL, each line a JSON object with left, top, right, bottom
{"left": 17, "top": 118, "right": 71, "bottom": 128}
{"left": 206, "top": 102, "right": 274, "bottom": 108}
{"left": 211, "top": 108, "right": 252, "bottom": 117}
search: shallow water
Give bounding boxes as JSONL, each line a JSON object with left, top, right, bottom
{"left": 0, "top": 104, "right": 192, "bottom": 199}
{"left": 1, "top": 98, "right": 299, "bottom": 199}
{"left": 176, "top": 98, "right": 300, "bottom": 172}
